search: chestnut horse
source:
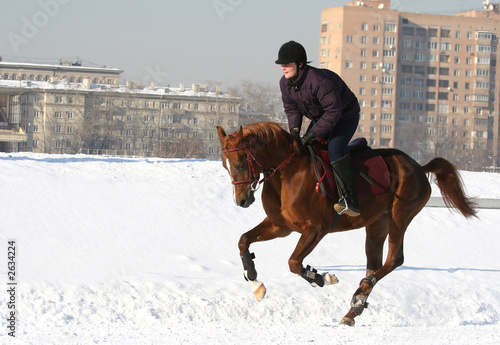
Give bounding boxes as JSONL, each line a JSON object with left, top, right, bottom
{"left": 217, "top": 121, "right": 476, "bottom": 326}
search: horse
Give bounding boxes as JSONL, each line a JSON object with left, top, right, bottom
{"left": 217, "top": 121, "right": 477, "bottom": 326}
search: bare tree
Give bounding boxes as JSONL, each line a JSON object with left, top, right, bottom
{"left": 227, "top": 80, "right": 285, "bottom": 124}
{"left": 82, "top": 92, "right": 120, "bottom": 153}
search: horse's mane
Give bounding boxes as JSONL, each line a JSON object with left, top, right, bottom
{"left": 241, "top": 122, "right": 292, "bottom": 149}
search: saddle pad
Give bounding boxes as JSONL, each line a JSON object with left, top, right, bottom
{"left": 312, "top": 142, "right": 391, "bottom": 198}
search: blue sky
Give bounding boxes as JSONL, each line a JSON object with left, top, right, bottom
{"left": 0, "top": 0, "right": 486, "bottom": 89}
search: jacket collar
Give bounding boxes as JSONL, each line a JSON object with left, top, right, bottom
{"left": 287, "top": 66, "right": 309, "bottom": 90}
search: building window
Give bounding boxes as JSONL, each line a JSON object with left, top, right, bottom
{"left": 381, "top": 100, "right": 393, "bottom": 108}
{"left": 381, "top": 125, "right": 392, "bottom": 133}
{"left": 438, "top": 92, "right": 449, "bottom": 100}
{"left": 476, "top": 44, "right": 492, "bottom": 53}
{"left": 399, "top": 114, "right": 410, "bottom": 122}
{"left": 438, "top": 103, "right": 449, "bottom": 114}
{"left": 440, "top": 42, "right": 451, "bottom": 50}
{"left": 384, "top": 22, "right": 397, "bottom": 32}
{"left": 402, "top": 27, "right": 414, "bottom": 36}
{"left": 384, "top": 36, "right": 396, "bottom": 45}
{"left": 400, "top": 89, "right": 412, "bottom": 98}
{"left": 438, "top": 80, "right": 449, "bottom": 88}
{"left": 476, "top": 31, "right": 492, "bottom": 40}
{"left": 382, "top": 75, "right": 394, "bottom": 84}
{"left": 413, "top": 103, "right": 424, "bottom": 111}
{"left": 383, "top": 50, "right": 395, "bottom": 57}
{"left": 476, "top": 56, "right": 491, "bottom": 64}
{"left": 414, "top": 90, "right": 424, "bottom": 99}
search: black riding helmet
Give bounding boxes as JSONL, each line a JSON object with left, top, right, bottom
{"left": 275, "top": 41, "right": 309, "bottom": 67}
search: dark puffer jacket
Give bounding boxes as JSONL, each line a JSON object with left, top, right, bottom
{"left": 279, "top": 66, "right": 360, "bottom": 138}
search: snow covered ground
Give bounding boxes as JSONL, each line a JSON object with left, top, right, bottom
{"left": 0, "top": 152, "right": 499, "bottom": 344}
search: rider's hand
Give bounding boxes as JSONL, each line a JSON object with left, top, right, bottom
{"left": 290, "top": 128, "right": 301, "bottom": 142}
{"left": 301, "top": 132, "right": 316, "bottom": 146}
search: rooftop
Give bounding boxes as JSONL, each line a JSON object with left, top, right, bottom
{"left": 0, "top": 79, "right": 234, "bottom": 99}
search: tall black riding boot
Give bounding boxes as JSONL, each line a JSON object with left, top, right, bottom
{"left": 330, "top": 155, "right": 360, "bottom": 217}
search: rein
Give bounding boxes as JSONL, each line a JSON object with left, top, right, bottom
{"left": 222, "top": 145, "right": 295, "bottom": 190}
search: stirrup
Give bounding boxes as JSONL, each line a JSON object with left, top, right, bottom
{"left": 334, "top": 197, "right": 360, "bottom": 217}
{"left": 334, "top": 197, "right": 349, "bottom": 215}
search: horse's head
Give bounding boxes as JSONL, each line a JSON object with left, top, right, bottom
{"left": 217, "top": 125, "right": 258, "bottom": 208}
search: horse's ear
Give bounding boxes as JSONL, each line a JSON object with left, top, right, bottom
{"left": 235, "top": 126, "right": 244, "bottom": 142}
{"left": 216, "top": 126, "right": 226, "bottom": 141}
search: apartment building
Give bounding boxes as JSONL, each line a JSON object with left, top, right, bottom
{"left": 0, "top": 60, "right": 121, "bottom": 85}
{"left": 0, "top": 61, "right": 240, "bottom": 160}
{"left": 320, "top": 0, "right": 500, "bottom": 170}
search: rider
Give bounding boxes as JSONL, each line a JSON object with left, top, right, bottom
{"left": 276, "top": 41, "right": 361, "bottom": 217}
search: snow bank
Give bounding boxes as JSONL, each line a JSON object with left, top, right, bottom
{"left": 0, "top": 152, "right": 499, "bottom": 344}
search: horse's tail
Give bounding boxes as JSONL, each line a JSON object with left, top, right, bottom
{"left": 422, "top": 158, "right": 477, "bottom": 218}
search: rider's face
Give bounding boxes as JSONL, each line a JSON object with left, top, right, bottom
{"left": 280, "top": 63, "right": 298, "bottom": 79}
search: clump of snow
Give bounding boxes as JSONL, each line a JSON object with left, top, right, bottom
{"left": 0, "top": 152, "right": 499, "bottom": 344}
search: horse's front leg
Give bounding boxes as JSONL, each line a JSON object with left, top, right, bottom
{"left": 288, "top": 230, "right": 339, "bottom": 288}
{"left": 238, "top": 217, "right": 291, "bottom": 301}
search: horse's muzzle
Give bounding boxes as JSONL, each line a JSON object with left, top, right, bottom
{"left": 235, "top": 189, "right": 255, "bottom": 208}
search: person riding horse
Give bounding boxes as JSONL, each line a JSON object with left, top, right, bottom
{"left": 276, "top": 40, "right": 361, "bottom": 217}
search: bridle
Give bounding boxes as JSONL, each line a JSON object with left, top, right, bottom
{"left": 222, "top": 145, "right": 295, "bottom": 191}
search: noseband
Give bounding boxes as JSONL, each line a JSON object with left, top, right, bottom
{"left": 222, "top": 145, "right": 295, "bottom": 190}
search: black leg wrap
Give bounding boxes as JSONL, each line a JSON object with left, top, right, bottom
{"left": 241, "top": 249, "right": 257, "bottom": 281}
{"left": 301, "top": 265, "right": 325, "bottom": 287}
{"left": 360, "top": 273, "right": 377, "bottom": 287}
{"left": 350, "top": 288, "right": 369, "bottom": 315}
{"left": 350, "top": 274, "right": 377, "bottom": 315}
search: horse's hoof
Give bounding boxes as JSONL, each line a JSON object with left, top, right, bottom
{"left": 249, "top": 280, "right": 266, "bottom": 301}
{"left": 323, "top": 273, "right": 339, "bottom": 285}
{"left": 339, "top": 317, "right": 355, "bottom": 326}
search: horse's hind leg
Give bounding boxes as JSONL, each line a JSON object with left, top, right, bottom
{"left": 365, "top": 214, "right": 389, "bottom": 276}
{"left": 340, "top": 215, "right": 406, "bottom": 326}
{"left": 238, "top": 217, "right": 291, "bottom": 301}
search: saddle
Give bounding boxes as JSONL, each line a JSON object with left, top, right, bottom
{"left": 310, "top": 138, "right": 391, "bottom": 198}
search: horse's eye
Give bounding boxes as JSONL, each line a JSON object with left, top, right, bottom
{"left": 236, "top": 163, "right": 246, "bottom": 171}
